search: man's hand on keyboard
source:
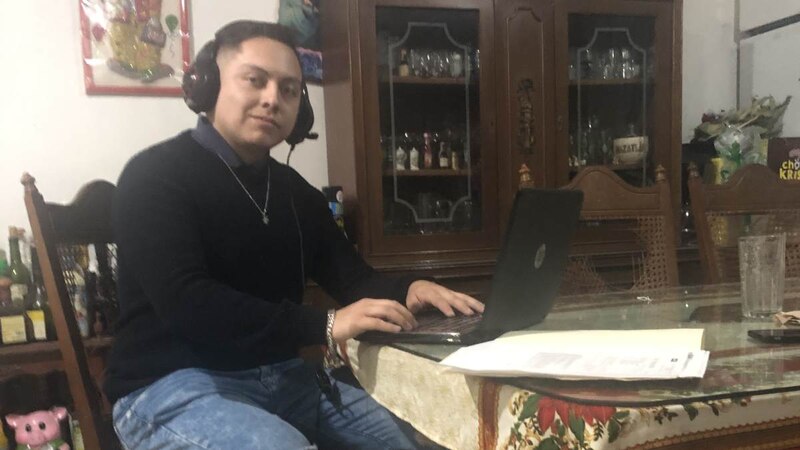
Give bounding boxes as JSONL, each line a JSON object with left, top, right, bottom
{"left": 405, "top": 280, "right": 485, "bottom": 317}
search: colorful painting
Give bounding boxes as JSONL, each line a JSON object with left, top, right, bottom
{"left": 79, "top": 0, "right": 191, "bottom": 95}
{"left": 278, "top": 0, "right": 322, "bottom": 83}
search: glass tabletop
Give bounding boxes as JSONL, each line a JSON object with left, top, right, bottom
{"left": 390, "top": 279, "right": 800, "bottom": 407}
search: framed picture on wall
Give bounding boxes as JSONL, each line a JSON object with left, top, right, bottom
{"left": 79, "top": 0, "right": 191, "bottom": 96}
{"left": 278, "top": 0, "right": 322, "bottom": 84}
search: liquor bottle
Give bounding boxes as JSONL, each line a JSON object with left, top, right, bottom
{"left": 422, "top": 132, "right": 434, "bottom": 169}
{"left": 0, "top": 244, "right": 27, "bottom": 345}
{"left": 438, "top": 142, "right": 450, "bottom": 169}
{"left": 398, "top": 48, "right": 410, "bottom": 77}
{"left": 26, "top": 243, "right": 52, "bottom": 341}
{"left": 0, "top": 249, "right": 11, "bottom": 306}
{"left": 8, "top": 227, "right": 32, "bottom": 310}
{"left": 409, "top": 147, "right": 420, "bottom": 170}
{"left": 450, "top": 149, "right": 460, "bottom": 170}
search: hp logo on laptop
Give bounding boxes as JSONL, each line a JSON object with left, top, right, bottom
{"left": 534, "top": 243, "right": 546, "bottom": 269}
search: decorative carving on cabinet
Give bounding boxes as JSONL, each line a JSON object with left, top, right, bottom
{"left": 516, "top": 78, "right": 535, "bottom": 154}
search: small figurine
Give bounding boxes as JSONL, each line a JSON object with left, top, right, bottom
{"left": 6, "top": 407, "right": 70, "bottom": 450}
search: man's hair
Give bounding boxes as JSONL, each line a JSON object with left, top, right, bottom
{"left": 214, "top": 20, "right": 298, "bottom": 57}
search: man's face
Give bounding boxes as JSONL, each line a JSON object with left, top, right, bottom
{"left": 210, "top": 37, "right": 302, "bottom": 156}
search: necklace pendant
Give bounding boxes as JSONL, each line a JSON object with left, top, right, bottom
{"left": 262, "top": 214, "right": 270, "bottom": 225}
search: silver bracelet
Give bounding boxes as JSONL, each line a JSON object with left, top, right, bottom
{"left": 324, "top": 309, "right": 345, "bottom": 369}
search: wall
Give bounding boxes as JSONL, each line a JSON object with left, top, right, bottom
{"left": 681, "top": 0, "right": 737, "bottom": 142}
{"left": 0, "top": 0, "right": 329, "bottom": 255}
{"left": 739, "top": 0, "right": 800, "bottom": 31}
{"left": 738, "top": 1, "right": 800, "bottom": 137}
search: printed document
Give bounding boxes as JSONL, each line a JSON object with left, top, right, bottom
{"left": 439, "top": 329, "right": 709, "bottom": 380}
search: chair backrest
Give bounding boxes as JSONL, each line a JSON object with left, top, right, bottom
{"left": 559, "top": 165, "right": 679, "bottom": 294}
{"left": 687, "top": 163, "right": 800, "bottom": 284}
{"left": 22, "top": 173, "right": 117, "bottom": 450}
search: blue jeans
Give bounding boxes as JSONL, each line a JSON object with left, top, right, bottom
{"left": 112, "top": 359, "right": 415, "bottom": 449}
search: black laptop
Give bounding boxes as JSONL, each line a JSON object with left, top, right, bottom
{"left": 357, "top": 188, "right": 584, "bottom": 345}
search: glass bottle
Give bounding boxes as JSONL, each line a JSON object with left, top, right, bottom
{"left": 8, "top": 227, "right": 32, "bottom": 310}
{"left": 395, "top": 146, "right": 407, "bottom": 171}
{"left": 398, "top": 48, "right": 410, "bottom": 77}
{"left": 409, "top": 146, "right": 420, "bottom": 170}
{"left": 438, "top": 142, "right": 450, "bottom": 169}
{"left": 0, "top": 244, "right": 27, "bottom": 345}
{"left": 422, "top": 132, "right": 434, "bottom": 169}
{"left": 450, "top": 148, "right": 460, "bottom": 170}
{"left": 26, "top": 244, "right": 50, "bottom": 341}
{"left": 0, "top": 250, "right": 11, "bottom": 307}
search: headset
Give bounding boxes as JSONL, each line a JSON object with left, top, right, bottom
{"left": 181, "top": 39, "right": 318, "bottom": 153}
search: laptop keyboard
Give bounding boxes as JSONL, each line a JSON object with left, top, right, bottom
{"left": 412, "top": 311, "right": 484, "bottom": 333}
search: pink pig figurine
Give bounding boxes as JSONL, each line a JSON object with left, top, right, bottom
{"left": 5, "top": 407, "right": 70, "bottom": 450}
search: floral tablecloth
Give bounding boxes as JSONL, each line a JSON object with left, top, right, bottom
{"left": 346, "top": 340, "right": 800, "bottom": 450}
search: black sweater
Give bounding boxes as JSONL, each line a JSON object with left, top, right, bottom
{"left": 104, "top": 131, "right": 415, "bottom": 403}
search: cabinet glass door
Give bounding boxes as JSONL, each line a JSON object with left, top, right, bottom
{"left": 556, "top": 2, "right": 673, "bottom": 190}
{"left": 374, "top": 6, "right": 485, "bottom": 239}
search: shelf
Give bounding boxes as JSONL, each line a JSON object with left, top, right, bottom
{"left": 569, "top": 78, "right": 652, "bottom": 86}
{"left": 381, "top": 75, "right": 472, "bottom": 86}
{"left": 569, "top": 163, "right": 643, "bottom": 174}
{"left": 384, "top": 169, "right": 472, "bottom": 177}
{"left": 0, "top": 336, "right": 114, "bottom": 366}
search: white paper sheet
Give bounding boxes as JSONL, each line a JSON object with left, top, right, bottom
{"left": 439, "top": 329, "right": 709, "bottom": 380}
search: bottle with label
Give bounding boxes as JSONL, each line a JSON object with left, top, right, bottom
{"left": 0, "top": 303, "right": 27, "bottom": 345}
{"left": 9, "top": 227, "right": 32, "bottom": 310}
{"left": 422, "top": 132, "right": 434, "bottom": 169}
{"left": 26, "top": 243, "right": 52, "bottom": 341}
{"left": 0, "top": 238, "right": 27, "bottom": 344}
{"left": 438, "top": 142, "right": 450, "bottom": 169}
{"left": 398, "top": 48, "right": 410, "bottom": 77}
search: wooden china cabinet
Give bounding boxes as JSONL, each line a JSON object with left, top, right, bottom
{"left": 321, "top": 0, "right": 682, "bottom": 280}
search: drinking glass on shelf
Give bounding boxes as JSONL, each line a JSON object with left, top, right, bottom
{"left": 620, "top": 47, "right": 641, "bottom": 79}
{"left": 579, "top": 47, "right": 594, "bottom": 79}
{"left": 568, "top": 48, "right": 577, "bottom": 80}
{"left": 599, "top": 129, "right": 613, "bottom": 164}
{"left": 453, "top": 199, "right": 474, "bottom": 231}
{"left": 410, "top": 48, "right": 425, "bottom": 77}
{"left": 432, "top": 199, "right": 452, "bottom": 232}
{"left": 427, "top": 50, "right": 442, "bottom": 77}
{"left": 438, "top": 50, "right": 451, "bottom": 78}
{"left": 596, "top": 54, "right": 613, "bottom": 80}
{"left": 607, "top": 47, "right": 621, "bottom": 79}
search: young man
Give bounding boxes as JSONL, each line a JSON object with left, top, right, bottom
{"left": 105, "top": 21, "right": 483, "bottom": 449}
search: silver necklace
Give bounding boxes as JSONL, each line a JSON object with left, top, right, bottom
{"left": 216, "top": 154, "right": 271, "bottom": 225}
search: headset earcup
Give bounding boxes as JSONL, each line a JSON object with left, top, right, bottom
{"left": 286, "top": 83, "right": 314, "bottom": 146}
{"left": 182, "top": 40, "right": 220, "bottom": 114}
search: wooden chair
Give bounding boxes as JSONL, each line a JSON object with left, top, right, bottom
{"left": 21, "top": 173, "right": 119, "bottom": 450}
{"left": 558, "top": 165, "right": 679, "bottom": 294}
{"left": 687, "top": 163, "right": 800, "bottom": 284}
